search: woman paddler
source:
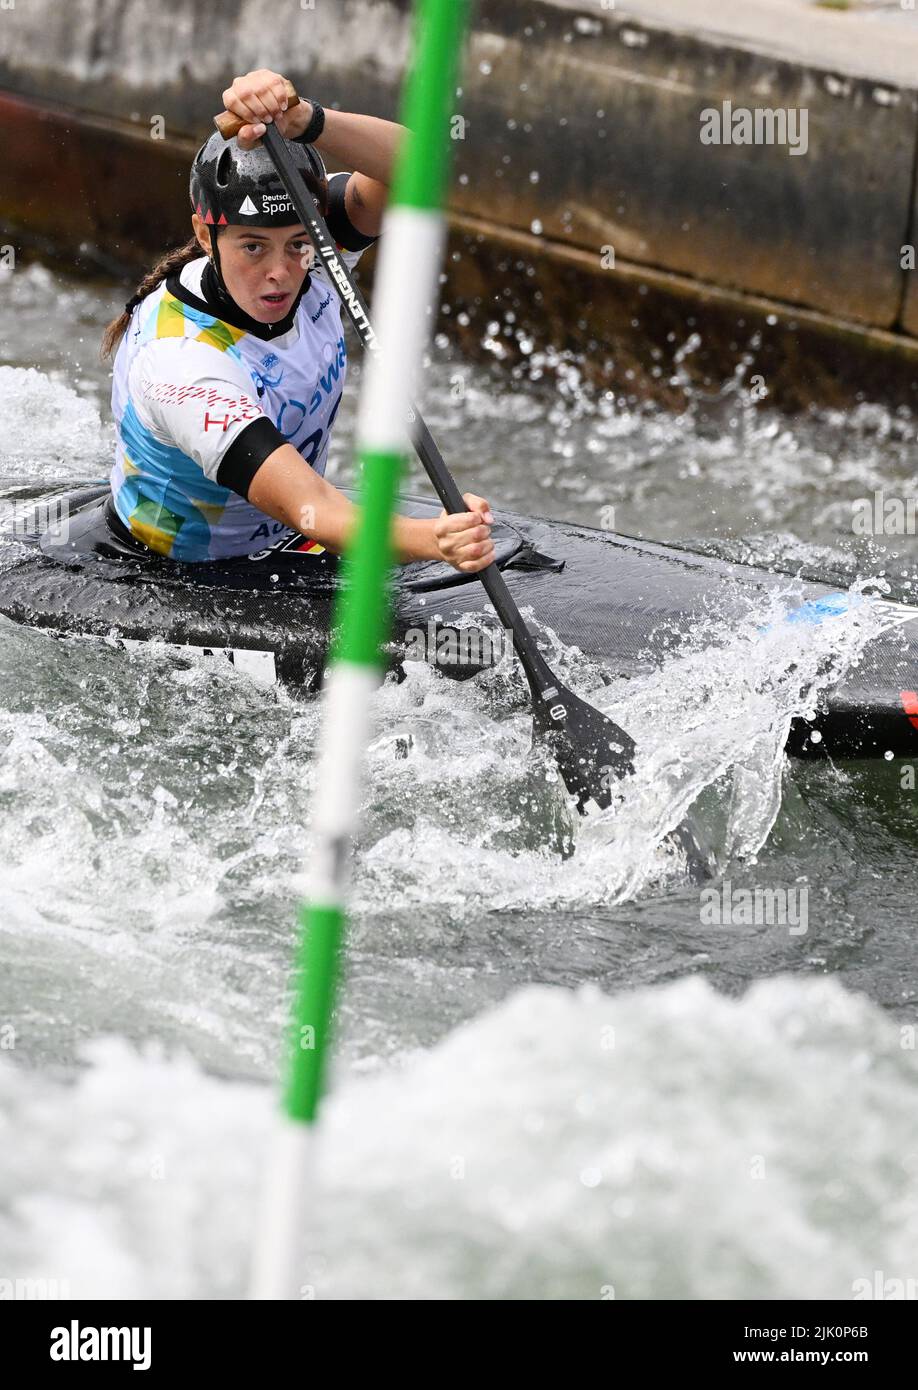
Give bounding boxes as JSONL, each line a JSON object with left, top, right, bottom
{"left": 100, "top": 69, "right": 494, "bottom": 573}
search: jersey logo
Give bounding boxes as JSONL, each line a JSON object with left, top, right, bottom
{"left": 247, "top": 520, "right": 289, "bottom": 543}
{"left": 311, "top": 292, "right": 332, "bottom": 324}
{"left": 308, "top": 337, "right": 347, "bottom": 415}
{"left": 252, "top": 353, "right": 285, "bottom": 398}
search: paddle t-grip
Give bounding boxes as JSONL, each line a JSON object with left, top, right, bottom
{"left": 214, "top": 79, "right": 302, "bottom": 139}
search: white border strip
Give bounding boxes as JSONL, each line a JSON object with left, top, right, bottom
{"left": 356, "top": 207, "right": 445, "bottom": 454}
{"left": 307, "top": 662, "right": 382, "bottom": 906}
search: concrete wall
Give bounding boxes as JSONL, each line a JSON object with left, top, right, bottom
{"left": 3, "top": 0, "right": 918, "bottom": 405}
{"left": 450, "top": 1, "right": 918, "bottom": 335}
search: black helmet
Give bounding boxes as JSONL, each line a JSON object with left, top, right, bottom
{"left": 190, "top": 131, "right": 329, "bottom": 227}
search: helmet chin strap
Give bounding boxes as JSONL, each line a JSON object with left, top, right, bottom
{"left": 208, "top": 225, "right": 230, "bottom": 297}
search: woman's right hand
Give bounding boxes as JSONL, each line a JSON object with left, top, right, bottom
{"left": 434, "top": 494, "right": 495, "bottom": 574}
{"left": 222, "top": 69, "right": 312, "bottom": 150}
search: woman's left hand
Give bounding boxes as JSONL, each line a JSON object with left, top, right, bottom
{"left": 222, "top": 69, "right": 313, "bottom": 150}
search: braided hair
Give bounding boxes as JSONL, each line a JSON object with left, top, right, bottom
{"left": 100, "top": 237, "right": 202, "bottom": 359}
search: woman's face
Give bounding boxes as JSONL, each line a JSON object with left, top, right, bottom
{"left": 192, "top": 215, "right": 313, "bottom": 323}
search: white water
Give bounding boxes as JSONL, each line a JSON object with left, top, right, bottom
{"left": 2, "top": 975, "right": 916, "bottom": 1300}
{"left": 3, "top": 269, "right": 918, "bottom": 1299}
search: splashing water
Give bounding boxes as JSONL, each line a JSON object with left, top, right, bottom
{"left": 4, "top": 265, "right": 918, "bottom": 1300}
{"left": 2, "top": 973, "right": 916, "bottom": 1300}
{"left": 350, "top": 584, "right": 909, "bottom": 914}
{"left": 571, "top": 587, "right": 908, "bottom": 900}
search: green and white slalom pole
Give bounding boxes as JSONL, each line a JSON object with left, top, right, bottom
{"left": 249, "top": 0, "right": 471, "bottom": 1300}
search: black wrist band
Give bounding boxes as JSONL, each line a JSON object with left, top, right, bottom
{"left": 295, "top": 99, "right": 326, "bottom": 145}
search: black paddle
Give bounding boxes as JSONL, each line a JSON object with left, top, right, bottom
{"left": 214, "top": 99, "right": 636, "bottom": 811}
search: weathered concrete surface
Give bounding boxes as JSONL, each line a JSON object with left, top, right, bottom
{"left": 0, "top": 91, "right": 194, "bottom": 278}
{"left": 445, "top": 210, "right": 918, "bottom": 414}
{"left": 1, "top": 0, "right": 916, "bottom": 319}
{"left": 3, "top": 0, "right": 918, "bottom": 406}
{"left": 452, "top": 3, "right": 917, "bottom": 328}
{"left": 557, "top": 0, "right": 918, "bottom": 86}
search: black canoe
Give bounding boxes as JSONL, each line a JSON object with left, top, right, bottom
{"left": 2, "top": 483, "right": 918, "bottom": 760}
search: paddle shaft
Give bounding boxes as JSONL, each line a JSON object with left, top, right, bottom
{"left": 257, "top": 123, "right": 564, "bottom": 707}
{"left": 227, "top": 121, "right": 639, "bottom": 804}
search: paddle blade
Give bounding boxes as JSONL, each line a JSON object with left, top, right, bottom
{"left": 533, "top": 683, "right": 636, "bottom": 812}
